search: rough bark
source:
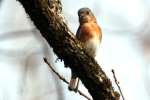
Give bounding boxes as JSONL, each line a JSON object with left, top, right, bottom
{"left": 17, "top": 0, "right": 119, "bottom": 100}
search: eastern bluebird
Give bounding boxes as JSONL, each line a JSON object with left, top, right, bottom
{"left": 68, "top": 7, "right": 102, "bottom": 91}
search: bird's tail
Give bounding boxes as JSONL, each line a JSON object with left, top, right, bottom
{"left": 68, "top": 71, "right": 79, "bottom": 91}
{"left": 68, "top": 78, "right": 79, "bottom": 90}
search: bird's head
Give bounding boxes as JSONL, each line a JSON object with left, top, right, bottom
{"left": 78, "top": 7, "right": 96, "bottom": 24}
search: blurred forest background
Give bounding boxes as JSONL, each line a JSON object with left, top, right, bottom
{"left": 0, "top": 0, "right": 150, "bottom": 100}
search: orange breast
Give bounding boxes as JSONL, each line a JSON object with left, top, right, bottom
{"left": 78, "top": 22, "right": 102, "bottom": 43}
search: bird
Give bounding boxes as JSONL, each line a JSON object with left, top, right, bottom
{"left": 68, "top": 7, "right": 102, "bottom": 91}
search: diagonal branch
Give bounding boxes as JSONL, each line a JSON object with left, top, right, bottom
{"left": 44, "top": 57, "right": 92, "bottom": 100}
{"left": 17, "top": 0, "right": 120, "bottom": 100}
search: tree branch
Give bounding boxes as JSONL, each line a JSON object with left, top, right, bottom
{"left": 44, "top": 57, "right": 92, "bottom": 100}
{"left": 112, "top": 69, "right": 124, "bottom": 100}
{"left": 17, "top": 0, "right": 119, "bottom": 100}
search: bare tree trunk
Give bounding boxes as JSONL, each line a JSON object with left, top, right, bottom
{"left": 17, "top": 0, "right": 119, "bottom": 100}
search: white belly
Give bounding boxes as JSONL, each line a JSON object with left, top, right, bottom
{"left": 85, "top": 38, "right": 100, "bottom": 57}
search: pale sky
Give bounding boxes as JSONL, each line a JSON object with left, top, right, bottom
{"left": 0, "top": 0, "right": 150, "bottom": 100}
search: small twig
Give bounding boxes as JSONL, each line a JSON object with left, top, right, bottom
{"left": 112, "top": 69, "right": 125, "bottom": 100}
{"left": 44, "top": 57, "right": 92, "bottom": 100}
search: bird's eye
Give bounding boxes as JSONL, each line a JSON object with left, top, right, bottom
{"left": 86, "top": 11, "right": 89, "bottom": 14}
